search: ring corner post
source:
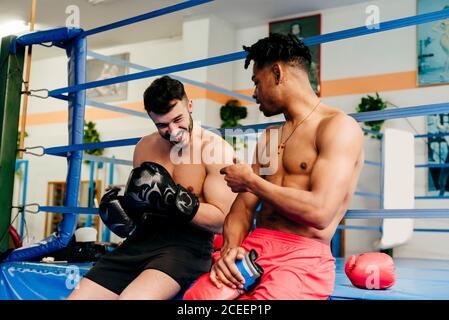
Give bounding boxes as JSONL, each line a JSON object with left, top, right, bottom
{"left": 0, "top": 36, "right": 25, "bottom": 252}
{"left": 58, "top": 33, "right": 88, "bottom": 246}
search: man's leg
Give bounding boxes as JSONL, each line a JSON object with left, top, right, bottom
{"left": 67, "top": 278, "right": 119, "bottom": 300}
{"left": 118, "top": 269, "right": 181, "bottom": 300}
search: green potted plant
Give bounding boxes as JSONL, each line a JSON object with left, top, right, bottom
{"left": 220, "top": 99, "right": 248, "bottom": 151}
{"left": 84, "top": 120, "right": 104, "bottom": 163}
{"left": 356, "top": 92, "right": 386, "bottom": 139}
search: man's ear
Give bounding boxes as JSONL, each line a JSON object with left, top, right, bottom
{"left": 187, "top": 99, "right": 193, "bottom": 113}
{"left": 272, "top": 63, "right": 282, "bottom": 85}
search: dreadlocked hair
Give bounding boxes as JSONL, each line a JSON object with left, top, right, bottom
{"left": 243, "top": 33, "right": 312, "bottom": 72}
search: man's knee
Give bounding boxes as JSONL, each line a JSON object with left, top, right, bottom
{"left": 67, "top": 278, "right": 118, "bottom": 300}
{"left": 118, "top": 269, "right": 181, "bottom": 300}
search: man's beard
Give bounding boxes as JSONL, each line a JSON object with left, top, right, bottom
{"left": 164, "top": 114, "right": 194, "bottom": 146}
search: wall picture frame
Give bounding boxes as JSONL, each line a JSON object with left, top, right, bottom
{"left": 428, "top": 114, "right": 449, "bottom": 196}
{"left": 417, "top": 0, "right": 449, "bottom": 86}
{"left": 86, "top": 52, "right": 129, "bottom": 103}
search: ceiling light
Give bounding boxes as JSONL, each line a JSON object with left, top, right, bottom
{"left": 0, "top": 19, "right": 29, "bottom": 39}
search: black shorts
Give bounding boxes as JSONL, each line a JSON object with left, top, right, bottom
{"left": 84, "top": 221, "right": 214, "bottom": 295}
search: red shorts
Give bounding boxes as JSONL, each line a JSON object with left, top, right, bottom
{"left": 236, "top": 228, "right": 336, "bottom": 300}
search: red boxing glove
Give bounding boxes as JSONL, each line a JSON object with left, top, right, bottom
{"left": 345, "top": 252, "right": 396, "bottom": 290}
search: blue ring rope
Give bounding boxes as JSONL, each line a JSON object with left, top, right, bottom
{"left": 364, "top": 160, "right": 382, "bottom": 167}
{"left": 83, "top": 154, "right": 133, "bottom": 166}
{"left": 40, "top": 206, "right": 98, "bottom": 215}
{"left": 346, "top": 209, "right": 449, "bottom": 219}
{"left": 87, "top": 50, "right": 256, "bottom": 103}
{"left": 45, "top": 137, "right": 140, "bottom": 156}
{"left": 304, "top": 8, "right": 449, "bottom": 46}
{"left": 350, "top": 102, "right": 449, "bottom": 122}
{"left": 35, "top": 207, "right": 449, "bottom": 219}
{"left": 415, "top": 132, "right": 449, "bottom": 139}
{"left": 416, "top": 163, "right": 449, "bottom": 168}
{"left": 338, "top": 225, "right": 381, "bottom": 231}
{"left": 415, "top": 196, "right": 449, "bottom": 200}
{"left": 355, "top": 192, "right": 382, "bottom": 199}
{"left": 48, "top": 8, "right": 449, "bottom": 96}
{"left": 338, "top": 225, "right": 449, "bottom": 233}
{"left": 49, "top": 51, "right": 247, "bottom": 96}
{"left": 54, "top": 93, "right": 150, "bottom": 118}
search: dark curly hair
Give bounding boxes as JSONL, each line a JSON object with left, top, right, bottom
{"left": 243, "top": 33, "right": 312, "bottom": 72}
{"left": 143, "top": 76, "right": 187, "bottom": 114}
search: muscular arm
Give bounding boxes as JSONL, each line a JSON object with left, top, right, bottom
{"left": 247, "top": 116, "right": 364, "bottom": 230}
{"left": 221, "top": 128, "right": 272, "bottom": 247}
{"left": 192, "top": 163, "right": 237, "bottom": 233}
{"left": 191, "top": 138, "right": 237, "bottom": 233}
{"left": 222, "top": 191, "right": 259, "bottom": 247}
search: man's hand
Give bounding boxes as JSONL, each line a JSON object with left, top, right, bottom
{"left": 124, "top": 162, "right": 199, "bottom": 222}
{"left": 220, "top": 158, "right": 255, "bottom": 193}
{"left": 98, "top": 186, "right": 136, "bottom": 238}
{"left": 210, "top": 246, "right": 247, "bottom": 289}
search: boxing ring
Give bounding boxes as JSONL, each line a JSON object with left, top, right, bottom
{"left": 1, "top": 0, "right": 449, "bottom": 299}
{"left": 2, "top": 258, "right": 449, "bottom": 300}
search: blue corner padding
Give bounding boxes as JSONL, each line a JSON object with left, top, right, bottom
{"left": 10, "top": 27, "right": 83, "bottom": 53}
{"left": 0, "top": 262, "right": 92, "bottom": 300}
{"left": 1, "top": 258, "right": 449, "bottom": 300}
{"left": 5, "top": 30, "right": 87, "bottom": 263}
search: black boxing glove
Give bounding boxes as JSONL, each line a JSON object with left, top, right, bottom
{"left": 124, "top": 162, "right": 199, "bottom": 222}
{"left": 98, "top": 187, "right": 136, "bottom": 238}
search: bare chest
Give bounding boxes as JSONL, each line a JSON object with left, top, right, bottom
{"left": 261, "top": 131, "right": 318, "bottom": 188}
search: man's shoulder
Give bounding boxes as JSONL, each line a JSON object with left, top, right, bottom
{"left": 316, "top": 109, "right": 363, "bottom": 146}
{"left": 134, "top": 133, "right": 160, "bottom": 158}
{"left": 318, "top": 110, "right": 359, "bottom": 133}
{"left": 136, "top": 132, "right": 159, "bottom": 148}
